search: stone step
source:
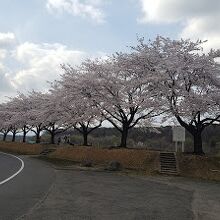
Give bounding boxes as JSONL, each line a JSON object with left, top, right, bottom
{"left": 160, "top": 153, "right": 175, "bottom": 156}
{"left": 161, "top": 166, "right": 177, "bottom": 170}
{"left": 160, "top": 152, "right": 174, "bottom": 154}
{"left": 161, "top": 159, "right": 176, "bottom": 162}
{"left": 160, "top": 164, "right": 176, "bottom": 168}
{"left": 160, "top": 155, "right": 175, "bottom": 158}
{"left": 160, "top": 159, "right": 176, "bottom": 161}
{"left": 161, "top": 170, "right": 177, "bottom": 174}
{"left": 160, "top": 171, "right": 178, "bottom": 175}
{"left": 159, "top": 152, "right": 178, "bottom": 175}
{"left": 160, "top": 159, "right": 176, "bottom": 162}
{"left": 160, "top": 160, "right": 176, "bottom": 163}
{"left": 160, "top": 161, "right": 176, "bottom": 164}
{"left": 160, "top": 154, "right": 175, "bottom": 157}
{"left": 160, "top": 153, "right": 174, "bottom": 156}
{"left": 160, "top": 156, "right": 176, "bottom": 160}
{"left": 160, "top": 155, "right": 176, "bottom": 158}
{"left": 161, "top": 169, "right": 177, "bottom": 173}
{"left": 161, "top": 161, "right": 176, "bottom": 165}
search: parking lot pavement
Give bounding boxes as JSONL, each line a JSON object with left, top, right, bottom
{"left": 23, "top": 170, "right": 195, "bottom": 220}
{"left": 144, "top": 175, "right": 220, "bottom": 220}
{"left": 1, "top": 153, "right": 216, "bottom": 220}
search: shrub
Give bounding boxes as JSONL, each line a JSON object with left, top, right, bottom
{"left": 106, "top": 160, "right": 121, "bottom": 171}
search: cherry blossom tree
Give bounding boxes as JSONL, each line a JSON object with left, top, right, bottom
{"left": 38, "top": 91, "right": 70, "bottom": 144}
{"left": 0, "top": 92, "right": 50, "bottom": 143}
{"left": 52, "top": 66, "right": 103, "bottom": 146}
{"left": 134, "top": 36, "right": 220, "bottom": 154}
{"left": 10, "top": 125, "right": 20, "bottom": 142}
{"left": 0, "top": 35, "right": 218, "bottom": 155}
{"left": 0, "top": 104, "right": 12, "bottom": 141}
{"left": 0, "top": 100, "right": 21, "bottom": 142}
{"left": 77, "top": 54, "right": 165, "bottom": 148}
{"left": 27, "top": 91, "right": 48, "bottom": 143}
{"left": 7, "top": 93, "right": 34, "bottom": 142}
{"left": 0, "top": 126, "right": 10, "bottom": 141}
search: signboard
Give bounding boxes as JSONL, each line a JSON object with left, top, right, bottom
{"left": 172, "top": 126, "right": 185, "bottom": 142}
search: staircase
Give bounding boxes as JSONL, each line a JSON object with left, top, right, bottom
{"left": 160, "top": 152, "right": 178, "bottom": 175}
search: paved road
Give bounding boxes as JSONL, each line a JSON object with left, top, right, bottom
{"left": 0, "top": 153, "right": 55, "bottom": 220}
{"left": 24, "top": 170, "right": 194, "bottom": 220}
{"left": 23, "top": 170, "right": 220, "bottom": 220}
{"left": 0, "top": 153, "right": 220, "bottom": 220}
{"left": 0, "top": 152, "right": 23, "bottom": 183}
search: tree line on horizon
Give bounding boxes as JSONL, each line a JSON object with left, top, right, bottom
{"left": 0, "top": 36, "right": 220, "bottom": 155}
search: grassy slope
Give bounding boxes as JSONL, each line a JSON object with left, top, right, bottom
{"left": 0, "top": 141, "right": 219, "bottom": 181}
{"left": 178, "top": 154, "right": 220, "bottom": 181}
{"left": 49, "top": 146, "right": 160, "bottom": 173}
{"left": 0, "top": 141, "right": 46, "bottom": 155}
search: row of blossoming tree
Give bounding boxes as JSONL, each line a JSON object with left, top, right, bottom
{"left": 0, "top": 36, "right": 220, "bottom": 155}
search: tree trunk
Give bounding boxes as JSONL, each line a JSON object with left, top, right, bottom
{"left": 12, "top": 132, "right": 16, "bottom": 142}
{"left": 83, "top": 132, "right": 88, "bottom": 146}
{"left": 23, "top": 132, "right": 27, "bottom": 143}
{"left": 193, "top": 131, "right": 204, "bottom": 155}
{"left": 22, "top": 126, "right": 27, "bottom": 143}
{"left": 120, "top": 126, "right": 128, "bottom": 148}
{"left": 3, "top": 133, "right": 7, "bottom": 141}
{"left": 50, "top": 132, "right": 55, "bottom": 144}
{"left": 36, "top": 131, "right": 41, "bottom": 143}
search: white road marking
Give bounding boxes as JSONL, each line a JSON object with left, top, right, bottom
{"left": 0, "top": 152, "right": 25, "bottom": 185}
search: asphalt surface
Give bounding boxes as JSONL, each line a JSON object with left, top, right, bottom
{"left": 0, "top": 152, "right": 22, "bottom": 183}
{"left": 24, "top": 170, "right": 194, "bottom": 220}
{"left": 0, "top": 153, "right": 220, "bottom": 220}
{"left": 0, "top": 153, "right": 55, "bottom": 220}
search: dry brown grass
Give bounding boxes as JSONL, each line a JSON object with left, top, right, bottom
{"left": 178, "top": 154, "right": 220, "bottom": 181}
{"left": 1, "top": 141, "right": 219, "bottom": 181}
{"left": 0, "top": 141, "right": 45, "bottom": 155}
{"left": 49, "top": 146, "right": 159, "bottom": 172}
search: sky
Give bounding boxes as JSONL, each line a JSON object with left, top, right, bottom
{"left": 0, "top": 0, "right": 219, "bottom": 101}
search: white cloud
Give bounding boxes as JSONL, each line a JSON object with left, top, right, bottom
{"left": 0, "top": 49, "right": 7, "bottom": 60}
{"left": 180, "top": 16, "right": 220, "bottom": 50}
{"left": 46, "top": 0, "right": 106, "bottom": 24}
{"left": 0, "top": 31, "right": 108, "bottom": 102}
{"left": 138, "top": 0, "right": 220, "bottom": 50}
{"left": 0, "top": 34, "right": 14, "bottom": 96}
{"left": 0, "top": 32, "right": 94, "bottom": 100}
{"left": 0, "top": 62, "right": 15, "bottom": 98}
{"left": 0, "top": 32, "right": 16, "bottom": 48}
{"left": 10, "top": 42, "right": 87, "bottom": 92}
